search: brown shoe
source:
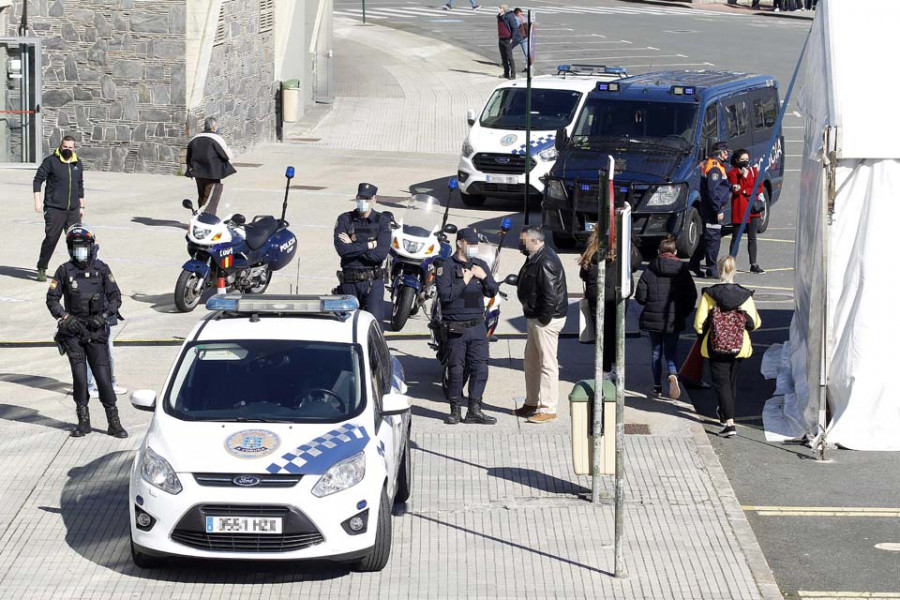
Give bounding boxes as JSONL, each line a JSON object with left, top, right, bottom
{"left": 513, "top": 404, "right": 539, "bottom": 418}
{"left": 526, "top": 412, "right": 557, "bottom": 424}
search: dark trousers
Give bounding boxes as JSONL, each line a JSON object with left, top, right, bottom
{"left": 649, "top": 331, "right": 680, "bottom": 386}
{"left": 67, "top": 337, "right": 117, "bottom": 409}
{"left": 732, "top": 217, "right": 759, "bottom": 266}
{"left": 445, "top": 322, "right": 489, "bottom": 407}
{"left": 195, "top": 178, "right": 221, "bottom": 208}
{"left": 340, "top": 277, "right": 385, "bottom": 323}
{"left": 709, "top": 356, "right": 743, "bottom": 421}
{"left": 38, "top": 206, "right": 81, "bottom": 270}
{"left": 689, "top": 220, "right": 722, "bottom": 275}
{"left": 498, "top": 39, "right": 516, "bottom": 78}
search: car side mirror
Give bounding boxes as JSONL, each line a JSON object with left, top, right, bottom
{"left": 381, "top": 392, "right": 410, "bottom": 417}
{"left": 466, "top": 109, "right": 476, "bottom": 127}
{"left": 503, "top": 274, "right": 519, "bottom": 286}
{"left": 443, "top": 223, "right": 458, "bottom": 235}
{"left": 182, "top": 199, "right": 193, "bottom": 211}
{"left": 555, "top": 127, "right": 569, "bottom": 152}
{"left": 131, "top": 389, "right": 157, "bottom": 412}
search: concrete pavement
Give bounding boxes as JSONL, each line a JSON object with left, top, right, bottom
{"left": 0, "top": 16, "right": 781, "bottom": 599}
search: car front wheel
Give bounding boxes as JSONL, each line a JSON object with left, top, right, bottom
{"left": 353, "top": 488, "right": 393, "bottom": 572}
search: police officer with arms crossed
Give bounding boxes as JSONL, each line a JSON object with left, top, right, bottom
{"left": 47, "top": 224, "right": 128, "bottom": 439}
{"left": 334, "top": 183, "right": 391, "bottom": 322}
{"left": 689, "top": 141, "right": 732, "bottom": 280}
{"left": 435, "top": 228, "right": 499, "bottom": 425}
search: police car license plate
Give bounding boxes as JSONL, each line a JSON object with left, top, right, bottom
{"left": 584, "top": 221, "right": 597, "bottom": 232}
{"left": 485, "top": 174, "right": 520, "bottom": 185}
{"left": 205, "top": 516, "right": 283, "bottom": 534}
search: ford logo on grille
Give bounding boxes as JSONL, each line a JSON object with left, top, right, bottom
{"left": 233, "top": 475, "right": 261, "bottom": 487}
{"left": 494, "top": 157, "right": 511, "bottom": 164}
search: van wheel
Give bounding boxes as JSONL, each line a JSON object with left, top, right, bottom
{"left": 353, "top": 488, "right": 393, "bottom": 572}
{"left": 460, "top": 192, "right": 486, "bottom": 207}
{"left": 551, "top": 231, "right": 576, "bottom": 250}
{"left": 756, "top": 188, "right": 771, "bottom": 233}
{"left": 676, "top": 207, "right": 701, "bottom": 258}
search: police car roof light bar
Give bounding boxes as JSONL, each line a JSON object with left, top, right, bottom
{"left": 206, "top": 294, "right": 360, "bottom": 318}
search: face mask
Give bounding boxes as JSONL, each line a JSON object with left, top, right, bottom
{"left": 465, "top": 246, "right": 479, "bottom": 259}
{"left": 519, "top": 241, "right": 530, "bottom": 257}
{"left": 356, "top": 199, "right": 370, "bottom": 213}
{"left": 74, "top": 246, "right": 89, "bottom": 262}
{"left": 737, "top": 160, "right": 750, "bottom": 168}
{"left": 60, "top": 148, "right": 73, "bottom": 160}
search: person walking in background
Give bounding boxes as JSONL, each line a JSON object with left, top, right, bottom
{"left": 496, "top": 5, "right": 521, "bottom": 80}
{"left": 33, "top": 135, "right": 84, "bottom": 283}
{"left": 693, "top": 256, "right": 761, "bottom": 438}
{"left": 635, "top": 236, "right": 697, "bottom": 400}
{"left": 728, "top": 148, "right": 765, "bottom": 274}
{"left": 514, "top": 226, "right": 567, "bottom": 423}
{"left": 513, "top": 8, "right": 531, "bottom": 70}
{"left": 185, "top": 117, "right": 236, "bottom": 209}
{"left": 443, "top": 0, "right": 480, "bottom": 9}
{"left": 578, "top": 227, "right": 618, "bottom": 378}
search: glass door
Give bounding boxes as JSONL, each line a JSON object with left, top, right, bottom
{"left": 0, "top": 37, "right": 42, "bottom": 165}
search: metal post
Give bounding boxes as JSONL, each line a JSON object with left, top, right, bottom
{"left": 523, "top": 10, "right": 533, "bottom": 225}
{"left": 614, "top": 205, "right": 627, "bottom": 578}
{"left": 590, "top": 168, "right": 610, "bottom": 504}
{"left": 362, "top": 0, "right": 367, "bottom": 24}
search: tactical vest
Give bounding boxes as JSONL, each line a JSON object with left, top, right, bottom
{"left": 64, "top": 266, "right": 107, "bottom": 318}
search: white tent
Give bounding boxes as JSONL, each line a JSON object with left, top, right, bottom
{"left": 762, "top": 0, "right": 900, "bottom": 451}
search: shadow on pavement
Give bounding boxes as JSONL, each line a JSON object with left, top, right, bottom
{"left": 131, "top": 216, "right": 188, "bottom": 231}
{"left": 130, "top": 291, "right": 190, "bottom": 314}
{"left": 0, "top": 265, "right": 38, "bottom": 281}
{"left": 0, "top": 403, "right": 73, "bottom": 432}
{"left": 0, "top": 372, "right": 71, "bottom": 394}
{"left": 60, "top": 451, "right": 353, "bottom": 582}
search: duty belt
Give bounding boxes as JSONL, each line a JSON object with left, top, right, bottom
{"left": 342, "top": 268, "right": 378, "bottom": 283}
{"left": 442, "top": 318, "right": 482, "bottom": 329}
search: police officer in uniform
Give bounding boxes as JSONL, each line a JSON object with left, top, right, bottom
{"left": 689, "top": 141, "right": 732, "bottom": 279}
{"left": 435, "top": 228, "right": 499, "bottom": 425}
{"left": 47, "top": 224, "right": 127, "bottom": 438}
{"left": 334, "top": 183, "right": 391, "bottom": 322}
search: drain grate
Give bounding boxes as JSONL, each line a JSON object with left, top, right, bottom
{"left": 625, "top": 424, "right": 651, "bottom": 435}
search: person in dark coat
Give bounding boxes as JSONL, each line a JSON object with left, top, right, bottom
{"left": 185, "top": 116, "right": 236, "bottom": 209}
{"left": 635, "top": 236, "right": 697, "bottom": 400}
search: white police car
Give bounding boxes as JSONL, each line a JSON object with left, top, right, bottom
{"left": 128, "top": 295, "right": 411, "bottom": 572}
{"left": 457, "top": 64, "right": 626, "bottom": 207}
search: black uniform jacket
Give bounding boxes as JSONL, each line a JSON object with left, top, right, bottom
{"left": 33, "top": 150, "right": 85, "bottom": 210}
{"left": 436, "top": 255, "right": 499, "bottom": 321}
{"left": 333, "top": 209, "right": 391, "bottom": 270}
{"left": 47, "top": 259, "right": 122, "bottom": 322}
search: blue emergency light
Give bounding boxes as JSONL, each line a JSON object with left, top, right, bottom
{"left": 580, "top": 184, "right": 592, "bottom": 192}
{"left": 557, "top": 65, "right": 571, "bottom": 73}
{"left": 595, "top": 81, "right": 620, "bottom": 92}
{"left": 285, "top": 166, "right": 295, "bottom": 179}
{"left": 206, "top": 294, "right": 360, "bottom": 318}
{"left": 671, "top": 86, "right": 696, "bottom": 96}
{"left": 605, "top": 66, "right": 626, "bottom": 75}
{"left": 501, "top": 216, "right": 513, "bottom": 232}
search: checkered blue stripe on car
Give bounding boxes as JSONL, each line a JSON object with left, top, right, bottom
{"left": 266, "top": 423, "right": 370, "bottom": 475}
{"left": 376, "top": 440, "right": 386, "bottom": 457}
{"left": 510, "top": 134, "right": 555, "bottom": 156}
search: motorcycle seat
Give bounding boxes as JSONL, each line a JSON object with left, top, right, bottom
{"left": 244, "top": 216, "right": 279, "bottom": 250}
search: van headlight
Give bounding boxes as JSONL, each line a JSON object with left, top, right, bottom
{"left": 546, "top": 180, "right": 567, "bottom": 201}
{"left": 538, "top": 147, "right": 558, "bottom": 162}
{"left": 644, "top": 185, "right": 684, "bottom": 208}
{"left": 461, "top": 138, "right": 474, "bottom": 158}
{"left": 140, "top": 447, "right": 182, "bottom": 495}
{"left": 312, "top": 451, "right": 366, "bottom": 497}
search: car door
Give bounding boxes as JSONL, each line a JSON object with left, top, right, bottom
{"left": 367, "top": 324, "right": 402, "bottom": 492}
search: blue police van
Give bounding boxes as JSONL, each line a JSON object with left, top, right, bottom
{"left": 541, "top": 70, "right": 784, "bottom": 256}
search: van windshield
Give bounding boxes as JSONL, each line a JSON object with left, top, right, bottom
{"left": 571, "top": 98, "right": 697, "bottom": 151}
{"left": 480, "top": 88, "right": 582, "bottom": 131}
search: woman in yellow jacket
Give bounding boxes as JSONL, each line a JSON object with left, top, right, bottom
{"left": 693, "top": 256, "right": 762, "bottom": 438}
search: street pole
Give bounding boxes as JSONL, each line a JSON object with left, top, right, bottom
{"left": 523, "top": 10, "right": 533, "bottom": 225}
{"left": 590, "top": 170, "right": 607, "bottom": 504}
{"left": 614, "top": 202, "right": 627, "bottom": 579}
{"left": 362, "top": 0, "right": 367, "bottom": 24}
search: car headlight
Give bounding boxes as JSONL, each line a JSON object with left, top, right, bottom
{"left": 191, "top": 225, "right": 212, "bottom": 240}
{"left": 538, "top": 147, "right": 558, "bottom": 162}
{"left": 644, "top": 185, "right": 683, "bottom": 208}
{"left": 461, "top": 138, "right": 474, "bottom": 158}
{"left": 546, "top": 180, "right": 567, "bottom": 201}
{"left": 140, "top": 447, "right": 183, "bottom": 495}
{"left": 403, "top": 239, "right": 425, "bottom": 254}
{"left": 312, "top": 451, "right": 366, "bottom": 498}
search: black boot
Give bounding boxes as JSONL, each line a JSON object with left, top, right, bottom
{"left": 105, "top": 405, "right": 129, "bottom": 438}
{"left": 464, "top": 399, "right": 496, "bottom": 425}
{"left": 444, "top": 404, "right": 462, "bottom": 425}
{"left": 70, "top": 406, "right": 91, "bottom": 438}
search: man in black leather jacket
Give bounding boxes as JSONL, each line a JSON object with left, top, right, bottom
{"left": 514, "top": 226, "right": 567, "bottom": 423}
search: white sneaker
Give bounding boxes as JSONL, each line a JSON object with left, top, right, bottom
{"left": 667, "top": 374, "right": 681, "bottom": 401}
{"left": 113, "top": 384, "right": 128, "bottom": 395}
{"left": 88, "top": 388, "right": 99, "bottom": 399}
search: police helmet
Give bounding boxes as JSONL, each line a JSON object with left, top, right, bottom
{"left": 66, "top": 224, "right": 95, "bottom": 265}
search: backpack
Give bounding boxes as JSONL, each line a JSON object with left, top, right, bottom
{"left": 708, "top": 304, "right": 746, "bottom": 356}
{"left": 497, "top": 14, "right": 512, "bottom": 39}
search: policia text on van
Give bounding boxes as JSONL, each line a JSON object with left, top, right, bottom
{"left": 541, "top": 71, "right": 784, "bottom": 257}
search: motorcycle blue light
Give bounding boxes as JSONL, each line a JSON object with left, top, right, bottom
{"left": 448, "top": 178, "right": 459, "bottom": 191}
{"left": 501, "top": 217, "right": 512, "bottom": 232}
{"left": 285, "top": 166, "right": 295, "bottom": 179}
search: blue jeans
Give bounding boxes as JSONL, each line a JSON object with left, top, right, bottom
{"left": 649, "top": 332, "right": 680, "bottom": 387}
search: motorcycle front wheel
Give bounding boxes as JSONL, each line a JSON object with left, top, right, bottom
{"left": 391, "top": 286, "right": 416, "bottom": 331}
{"left": 174, "top": 270, "right": 206, "bottom": 312}
{"left": 245, "top": 265, "right": 272, "bottom": 294}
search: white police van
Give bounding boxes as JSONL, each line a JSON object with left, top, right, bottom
{"left": 457, "top": 65, "right": 627, "bottom": 207}
{"left": 128, "top": 295, "right": 411, "bottom": 572}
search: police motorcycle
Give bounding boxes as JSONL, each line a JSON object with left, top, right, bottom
{"left": 386, "top": 192, "right": 456, "bottom": 331}
{"left": 174, "top": 166, "right": 299, "bottom": 312}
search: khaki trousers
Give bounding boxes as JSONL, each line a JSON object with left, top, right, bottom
{"left": 524, "top": 316, "right": 566, "bottom": 413}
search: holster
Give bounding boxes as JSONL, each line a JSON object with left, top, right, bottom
{"left": 54, "top": 332, "right": 67, "bottom": 356}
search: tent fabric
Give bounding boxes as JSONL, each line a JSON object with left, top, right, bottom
{"left": 762, "top": 0, "right": 900, "bottom": 450}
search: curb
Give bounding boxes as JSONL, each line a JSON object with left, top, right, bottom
{"left": 685, "top": 389, "right": 785, "bottom": 600}
{"left": 617, "top": 0, "right": 815, "bottom": 20}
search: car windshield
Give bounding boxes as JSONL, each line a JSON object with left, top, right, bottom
{"left": 165, "top": 340, "right": 364, "bottom": 423}
{"left": 480, "top": 88, "right": 582, "bottom": 131}
{"left": 571, "top": 98, "right": 697, "bottom": 150}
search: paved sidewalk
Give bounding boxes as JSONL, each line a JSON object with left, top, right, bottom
{"left": 0, "top": 16, "right": 781, "bottom": 600}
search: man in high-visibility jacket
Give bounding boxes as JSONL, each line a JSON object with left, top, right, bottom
{"left": 689, "top": 141, "right": 731, "bottom": 279}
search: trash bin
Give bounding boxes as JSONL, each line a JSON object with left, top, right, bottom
{"left": 282, "top": 79, "right": 301, "bottom": 123}
{"left": 568, "top": 379, "right": 616, "bottom": 476}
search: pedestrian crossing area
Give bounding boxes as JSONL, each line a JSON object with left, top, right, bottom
{"left": 333, "top": 2, "right": 746, "bottom": 20}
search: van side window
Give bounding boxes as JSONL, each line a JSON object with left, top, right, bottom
{"left": 751, "top": 87, "right": 779, "bottom": 143}
{"left": 724, "top": 100, "right": 748, "bottom": 139}
{"left": 701, "top": 103, "right": 718, "bottom": 154}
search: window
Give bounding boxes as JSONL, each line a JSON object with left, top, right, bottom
{"left": 724, "top": 96, "right": 750, "bottom": 140}
{"left": 701, "top": 103, "right": 718, "bottom": 154}
{"left": 572, "top": 99, "right": 698, "bottom": 144}
{"left": 259, "top": 0, "right": 274, "bottom": 33}
{"left": 213, "top": 5, "right": 226, "bottom": 46}
{"left": 368, "top": 324, "right": 387, "bottom": 421}
{"left": 751, "top": 87, "right": 778, "bottom": 143}
{"left": 480, "top": 88, "right": 583, "bottom": 131}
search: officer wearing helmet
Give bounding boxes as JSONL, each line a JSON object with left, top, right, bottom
{"left": 435, "top": 228, "right": 499, "bottom": 425}
{"left": 46, "top": 224, "right": 127, "bottom": 439}
{"left": 333, "top": 183, "right": 391, "bottom": 322}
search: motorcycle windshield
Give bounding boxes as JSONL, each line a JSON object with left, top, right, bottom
{"left": 472, "top": 240, "right": 499, "bottom": 275}
{"left": 399, "top": 194, "right": 443, "bottom": 238}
